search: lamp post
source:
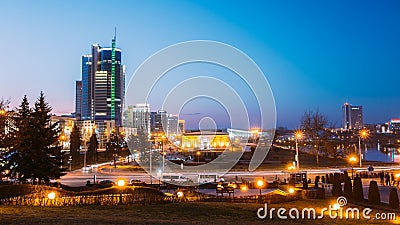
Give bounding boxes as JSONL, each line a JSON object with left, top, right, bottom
{"left": 161, "top": 135, "right": 166, "bottom": 175}
{"left": 349, "top": 155, "right": 357, "bottom": 180}
{"left": 294, "top": 130, "right": 303, "bottom": 171}
{"left": 149, "top": 134, "right": 154, "bottom": 184}
{"left": 196, "top": 151, "right": 200, "bottom": 164}
{"left": 358, "top": 129, "right": 369, "bottom": 168}
{"left": 256, "top": 179, "right": 264, "bottom": 200}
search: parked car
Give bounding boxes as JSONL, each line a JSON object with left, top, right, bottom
{"left": 130, "top": 179, "right": 146, "bottom": 186}
{"left": 99, "top": 180, "right": 115, "bottom": 187}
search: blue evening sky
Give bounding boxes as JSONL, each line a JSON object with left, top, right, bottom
{"left": 0, "top": 0, "right": 399, "bottom": 129}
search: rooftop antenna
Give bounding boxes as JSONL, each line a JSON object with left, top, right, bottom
{"left": 114, "top": 27, "right": 117, "bottom": 42}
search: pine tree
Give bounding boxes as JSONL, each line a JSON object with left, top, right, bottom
{"left": 1, "top": 95, "right": 33, "bottom": 181}
{"left": 87, "top": 131, "right": 99, "bottom": 165}
{"left": 30, "top": 92, "right": 67, "bottom": 182}
{"left": 69, "top": 124, "right": 82, "bottom": 167}
{"left": 2, "top": 93, "right": 67, "bottom": 183}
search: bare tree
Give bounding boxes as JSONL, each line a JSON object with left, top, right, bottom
{"left": 300, "top": 110, "right": 328, "bottom": 166}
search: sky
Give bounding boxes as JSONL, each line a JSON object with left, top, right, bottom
{"left": 0, "top": 0, "right": 399, "bottom": 129}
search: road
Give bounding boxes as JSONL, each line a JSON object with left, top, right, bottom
{"left": 60, "top": 162, "right": 400, "bottom": 203}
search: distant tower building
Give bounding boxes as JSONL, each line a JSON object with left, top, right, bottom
{"left": 76, "top": 32, "right": 125, "bottom": 126}
{"left": 131, "top": 104, "right": 151, "bottom": 134}
{"left": 166, "top": 114, "right": 179, "bottom": 136}
{"left": 390, "top": 118, "right": 400, "bottom": 134}
{"left": 178, "top": 120, "right": 185, "bottom": 134}
{"left": 75, "top": 81, "right": 82, "bottom": 119}
{"left": 150, "top": 110, "right": 167, "bottom": 134}
{"left": 342, "top": 102, "right": 363, "bottom": 130}
{"left": 150, "top": 111, "right": 157, "bottom": 133}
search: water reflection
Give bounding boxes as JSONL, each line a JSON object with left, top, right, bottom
{"left": 364, "top": 147, "right": 400, "bottom": 163}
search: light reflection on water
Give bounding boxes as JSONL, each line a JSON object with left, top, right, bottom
{"left": 364, "top": 147, "right": 400, "bottom": 163}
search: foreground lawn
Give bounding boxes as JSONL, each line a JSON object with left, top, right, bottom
{"left": 0, "top": 199, "right": 399, "bottom": 225}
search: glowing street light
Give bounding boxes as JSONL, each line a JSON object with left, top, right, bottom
{"left": 256, "top": 179, "right": 264, "bottom": 198}
{"left": 241, "top": 185, "right": 248, "bottom": 191}
{"left": 358, "top": 129, "right": 369, "bottom": 167}
{"left": 196, "top": 151, "right": 201, "bottom": 164}
{"left": 288, "top": 187, "right": 295, "bottom": 194}
{"left": 294, "top": 130, "right": 303, "bottom": 171}
{"left": 48, "top": 192, "right": 56, "bottom": 200}
{"left": 117, "top": 179, "right": 126, "bottom": 187}
{"left": 177, "top": 191, "right": 184, "bottom": 198}
{"left": 348, "top": 155, "right": 358, "bottom": 179}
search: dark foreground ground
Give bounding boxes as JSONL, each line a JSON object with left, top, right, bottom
{"left": 1, "top": 198, "right": 399, "bottom": 225}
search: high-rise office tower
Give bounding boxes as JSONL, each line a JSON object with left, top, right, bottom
{"left": 149, "top": 110, "right": 168, "bottom": 134}
{"left": 76, "top": 33, "right": 125, "bottom": 126}
{"left": 166, "top": 114, "right": 179, "bottom": 136}
{"left": 342, "top": 102, "right": 363, "bottom": 130}
{"left": 75, "top": 81, "right": 82, "bottom": 120}
{"left": 131, "top": 104, "right": 151, "bottom": 134}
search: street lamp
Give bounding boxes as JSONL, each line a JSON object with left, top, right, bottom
{"left": 348, "top": 155, "right": 357, "bottom": 180}
{"left": 161, "top": 135, "right": 166, "bottom": 175}
{"left": 358, "top": 129, "right": 369, "bottom": 167}
{"left": 196, "top": 151, "right": 200, "bottom": 164}
{"left": 117, "top": 179, "right": 126, "bottom": 187}
{"left": 48, "top": 192, "right": 56, "bottom": 200}
{"left": 256, "top": 179, "right": 264, "bottom": 199}
{"left": 294, "top": 130, "right": 303, "bottom": 171}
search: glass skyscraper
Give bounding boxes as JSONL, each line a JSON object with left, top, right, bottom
{"left": 75, "top": 35, "right": 125, "bottom": 126}
{"left": 342, "top": 102, "right": 363, "bottom": 130}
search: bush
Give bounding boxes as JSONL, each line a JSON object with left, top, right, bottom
{"left": 343, "top": 177, "right": 352, "bottom": 199}
{"left": 332, "top": 173, "right": 343, "bottom": 197}
{"left": 368, "top": 180, "right": 380, "bottom": 205}
{"left": 329, "top": 174, "right": 334, "bottom": 184}
{"left": 389, "top": 188, "right": 399, "bottom": 209}
{"left": 352, "top": 177, "right": 364, "bottom": 201}
{"left": 314, "top": 176, "right": 320, "bottom": 189}
{"left": 343, "top": 170, "right": 349, "bottom": 179}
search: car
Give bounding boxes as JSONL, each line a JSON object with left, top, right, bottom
{"left": 82, "top": 165, "right": 92, "bottom": 172}
{"left": 99, "top": 180, "right": 115, "bottom": 186}
{"left": 130, "top": 179, "right": 146, "bottom": 186}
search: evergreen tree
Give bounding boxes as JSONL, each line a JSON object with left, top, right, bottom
{"left": 127, "top": 127, "right": 149, "bottom": 161}
{"left": 368, "top": 180, "right": 381, "bottom": 205}
{"left": 1, "top": 95, "right": 33, "bottom": 181}
{"left": 30, "top": 92, "right": 66, "bottom": 182}
{"left": 87, "top": 131, "right": 99, "bottom": 165}
{"left": 69, "top": 124, "right": 82, "bottom": 167}
{"left": 1, "top": 93, "right": 66, "bottom": 183}
{"left": 353, "top": 176, "right": 364, "bottom": 201}
{"left": 389, "top": 187, "right": 399, "bottom": 209}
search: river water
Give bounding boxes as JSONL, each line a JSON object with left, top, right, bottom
{"left": 364, "top": 146, "right": 400, "bottom": 163}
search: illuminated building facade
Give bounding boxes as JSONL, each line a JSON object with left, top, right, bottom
{"left": 76, "top": 33, "right": 125, "bottom": 126}
{"left": 342, "top": 102, "right": 363, "bottom": 130}
{"left": 181, "top": 131, "right": 230, "bottom": 151}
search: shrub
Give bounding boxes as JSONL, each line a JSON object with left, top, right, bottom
{"left": 332, "top": 173, "right": 343, "bottom": 197}
{"left": 352, "top": 177, "right": 364, "bottom": 201}
{"left": 314, "top": 176, "right": 320, "bottom": 189}
{"left": 343, "top": 177, "right": 352, "bottom": 199}
{"left": 343, "top": 170, "right": 349, "bottom": 179}
{"left": 368, "top": 180, "right": 380, "bottom": 205}
{"left": 389, "top": 188, "right": 399, "bottom": 209}
{"left": 329, "top": 174, "right": 334, "bottom": 184}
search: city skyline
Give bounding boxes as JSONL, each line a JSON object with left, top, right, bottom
{"left": 1, "top": 1, "right": 400, "bottom": 129}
